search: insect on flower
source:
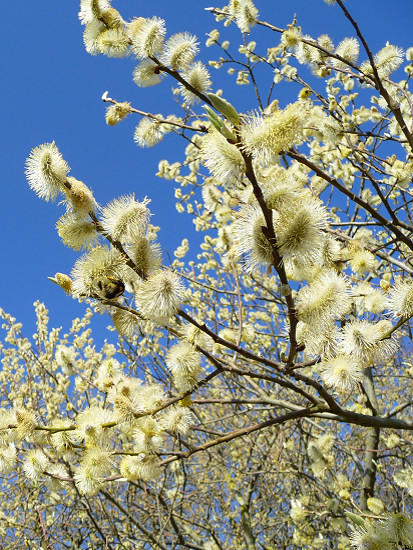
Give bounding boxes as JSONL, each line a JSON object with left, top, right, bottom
{"left": 95, "top": 276, "right": 125, "bottom": 300}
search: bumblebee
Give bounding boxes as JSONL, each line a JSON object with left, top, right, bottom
{"left": 95, "top": 276, "right": 125, "bottom": 300}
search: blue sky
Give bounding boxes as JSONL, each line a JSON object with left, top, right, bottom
{"left": 2, "top": 0, "right": 413, "bottom": 337}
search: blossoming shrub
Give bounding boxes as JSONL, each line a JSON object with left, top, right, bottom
{"left": 2, "top": 0, "right": 413, "bottom": 547}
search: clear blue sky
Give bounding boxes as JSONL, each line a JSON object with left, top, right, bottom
{"left": 2, "top": 0, "right": 413, "bottom": 337}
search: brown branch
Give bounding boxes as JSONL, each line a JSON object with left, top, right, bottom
{"left": 35, "top": 503, "right": 52, "bottom": 550}
{"left": 335, "top": 0, "right": 413, "bottom": 151}
{"left": 100, "top": 490, "right": 169, "bottom": 550}
{"left": 241, "top": 150, "right": 300, "bottom": 368}
{"left": 177, "top": 309, "right": 282, "bottom": 372}
{"left": 62, "top": 177, "right": 145, "bottom": 278}
{"left": 150, "top": 56, "right": 214, "bottom": 108}
{"left": 218, "top": 361, "right": 321, "bottom": 407}
{"left": 287, "top": 150, "right": 413, "bottom": 252}
{"left": 102, "top": 95, "right": 204, "bottom": 132}
{"left": 161, "top": 406, "right": 319, "bottom": 465}
{"left": 359, "top": 368, "right": 380, "bottom": 512}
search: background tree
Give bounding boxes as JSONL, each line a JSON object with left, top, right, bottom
{"left": 2, "top": 0, "right": 413, "bottom": 548}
